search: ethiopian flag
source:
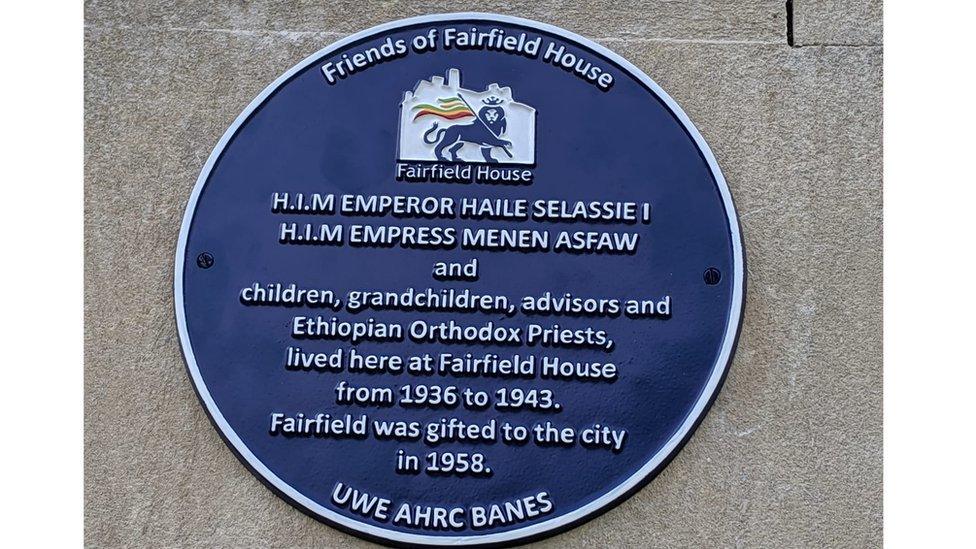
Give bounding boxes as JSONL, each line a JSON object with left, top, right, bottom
{"left": 412, "top": 96, "right": 474, "bottom": 121}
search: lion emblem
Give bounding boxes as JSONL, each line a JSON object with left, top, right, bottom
{"left": 423, "top": 97, "right": 513, "bottom": 163}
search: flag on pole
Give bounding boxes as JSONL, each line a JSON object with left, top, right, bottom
{"left": 412, "top": 96, "right": 474, "bottom": 121}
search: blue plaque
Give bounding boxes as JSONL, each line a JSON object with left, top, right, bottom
{"left": 176, "top": 13, "right": 745, "bottom": 546}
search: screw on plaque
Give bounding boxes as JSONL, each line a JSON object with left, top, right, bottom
{"left": 703, "top": 267, "right": 721, "bottom": 285}
{"left": 197, "top": 252, "right": 214, "bottom": 269}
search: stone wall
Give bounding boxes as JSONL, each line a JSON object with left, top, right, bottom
{"left": 85, "top": 1, "right": 882, "bottom": 546}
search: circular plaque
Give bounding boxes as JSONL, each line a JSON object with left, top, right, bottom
{"left": 176, "top": 13, "right": 744, "bottom": 546}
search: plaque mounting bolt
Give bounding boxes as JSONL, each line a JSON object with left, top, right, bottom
{"left": 196, "top": 252, "right": 214, "bottom": 269}
{"left": 703, "top": 267, "right": 721, "bottom": 285}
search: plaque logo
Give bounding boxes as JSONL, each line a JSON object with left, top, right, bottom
{"left": 398, "top": 68, "right": 536, "bottom": 164}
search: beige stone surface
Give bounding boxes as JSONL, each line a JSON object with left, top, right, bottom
{"left": 793, "top": 0, "right": 883, "bottom": 45}
{"left": 85, "top": 2, "right": 881, "bottom": 547}
{"left": 84, "top": 0, "right": 787, "bottom": 43}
